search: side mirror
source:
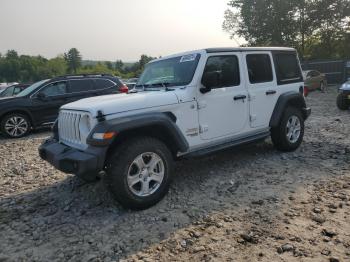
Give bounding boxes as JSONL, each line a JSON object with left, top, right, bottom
{"left": 37, "top": 92, "right": 46, "bottom": 100}
{"left": 201, "top": 71, "right": 220, "bottom": 94}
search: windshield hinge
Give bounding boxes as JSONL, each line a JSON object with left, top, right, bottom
{"left": 97, "top": 110, "right": 105, "bottom": 122}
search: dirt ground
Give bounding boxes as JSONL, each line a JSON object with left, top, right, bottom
{"left": 0, "top": 86, "right": 349, "bottom": 262}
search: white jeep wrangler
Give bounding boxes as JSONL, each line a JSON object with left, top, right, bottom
{"left": 39, "top": 47, "right": 311, "bottom": 209}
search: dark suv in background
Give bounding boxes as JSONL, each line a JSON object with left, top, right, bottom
{"left": 0, "top": 74, "right": 128, "bottom": 138}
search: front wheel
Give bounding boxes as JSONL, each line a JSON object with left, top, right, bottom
{"left": 271, "top": 107, "right": 305, "bottom": 152}
{"left": 0, "top": 113, "right": 31, "bottom": 138}
{"left": 105, "top": 137, "right": 174, "bottom": 210}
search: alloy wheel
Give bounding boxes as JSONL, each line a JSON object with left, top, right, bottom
{"left": 286, "top": 115, "right": 301, "bottom": 144}
{"left": 127, "top": 152, "right": 165, "bottom": 197}
{"left": 4, "top": 116, "right": 29, "bottom": 137}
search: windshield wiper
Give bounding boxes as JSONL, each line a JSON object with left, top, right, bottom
{"left": 135, "top": 82, "right": 175, "bottom": 91}
{"left": 135, "top": 84, "right": 149, "bottom": 91}
{"left": 148, "top": 82, "right": 175, "bottom": 91}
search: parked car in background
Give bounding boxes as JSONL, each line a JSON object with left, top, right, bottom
{"left": 337, "top": 80, "right": 350, "bottom": 110}
{"left": 0, "top": 84, "right": 30, "bottom": 98}
{"left": 0, "top": 82, "right": 18, "bottom": 93}
{"left": 125, "top": 78, "right": 138, "bottom": 89}
{"left": 0, "top": 74, "right": 128, "bottom": 138}
{"left": 0, "top": 83, "right": 9, "bottom": 92}
{"left": 303, "top": 70, "right": 327, "bottom": 93}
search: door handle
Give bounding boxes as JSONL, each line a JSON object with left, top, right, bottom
{"left": 233, "top": 95, "right": 247, "bottom": 101}
{"left": 266, "top": 90, "right": 277, "bottom": 95}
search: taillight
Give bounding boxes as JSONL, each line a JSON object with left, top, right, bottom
{"left": 303, "top": 86, "right": 309, "bottom": 97}
{"left": 119, "top": 84, "right": 129, "bottom": 93}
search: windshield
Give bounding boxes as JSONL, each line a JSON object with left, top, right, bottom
{"left": 16, "top": 79, "right": 49, "bottom": 97}
{"left": 136, "top": 54, "right": 200, "bottom": 89}
{"left": 0, "top": 86, "right": 14, "bottom": 97}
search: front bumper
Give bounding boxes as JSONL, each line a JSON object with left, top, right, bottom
{"left": 39, "top": 138, "right": 107, "bottom": 180}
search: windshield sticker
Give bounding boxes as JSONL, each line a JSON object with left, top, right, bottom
{"left": 180, "top": 54, "right": 197, "bottom": 63}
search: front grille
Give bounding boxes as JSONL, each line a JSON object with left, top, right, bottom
{"left": 58, "top": 110, "right": 87, "bottom": 148}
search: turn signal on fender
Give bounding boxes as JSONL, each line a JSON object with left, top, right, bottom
{"left": 92, "top": 131, "right": 117, "bottom": 140}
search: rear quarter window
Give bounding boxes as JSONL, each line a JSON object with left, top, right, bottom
{"left": 273, "top": 52, "right": 303, "bottom": 85}
{"left": 93, "top": 79, "right": 117, "bottom": 90}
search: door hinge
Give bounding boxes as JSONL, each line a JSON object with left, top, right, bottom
{"left": 199, "top": 125, "right": 209, "bottom": 133}
{"left": 197, "top": 101, "right": 207, "bottom": 109}
{"left": 248, "top": 94, "right": 255, "bottom": 101}
{"left": 250, "top": 114, "right": 257, "bottom": 122}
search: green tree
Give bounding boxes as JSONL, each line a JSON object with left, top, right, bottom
{"left": 115, "top": 59, "right": 124, "bottom": 72}
{"left": 223, "top": 0, "right": 350, "bottom": 59}
{"left": 139, "top": 54, "right": 155, "bottom": 68}
{"left": 223, "top": 0, "right": 298, "bottom": 46}
{"left": 105, "top": 61, "right": 113, "bottom": 70}
{"left": 78, "top": 62, "right": 115, "bottom": 75}
{"left": 307, "top": 0, "right": 350, "bottom": 59}
{"left": 0, "top": 50, "right": 21, "bottom": 82}
{"left": 64, "top": 48, "right": 82, "bottom": 74}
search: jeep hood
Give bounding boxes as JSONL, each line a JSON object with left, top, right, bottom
{"left": 61, "top": 91, "right": 179, "bottom": 116}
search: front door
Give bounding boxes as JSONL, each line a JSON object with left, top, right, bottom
{"left": 244, "top": 52, "right": 278, "bottom": 128}
{"left": 197, "top": 53, "right": 248, "bottom": 140}
{"left": 31, "top": 81, "right": 68, "bottom": 124}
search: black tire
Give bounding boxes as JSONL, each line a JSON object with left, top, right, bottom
{"left": 319, "top": 81, "right": 326, "bottom": 92}
{"left": 336, "top": 94, "right": 349, "bottom": 110}
{"left": 105, "top": 137, "right": 174, "bottom": 210}
{"left": 271, "top": 107, "right": 304, "bottom": 152}
{"left": 0, "top": 113, "right": 31, "bottom": 138}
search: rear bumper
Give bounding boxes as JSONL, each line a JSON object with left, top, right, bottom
{"left": 303, "top": 107, "right": 311, "bottom": 120}
{"left": 39, "top": 138, "right": 107, "bottom": 180}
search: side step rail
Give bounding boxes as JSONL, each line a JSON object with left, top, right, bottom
{"left": 185, "top": 131, "right": 270, "bottom": 158}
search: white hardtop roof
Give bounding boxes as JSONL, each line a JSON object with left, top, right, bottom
{"left": 150, "top": 47, "right": 296, "bottom": 63}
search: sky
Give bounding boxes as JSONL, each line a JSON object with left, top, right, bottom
{"left": 0, "top": 0, "right": 238, "bottom": 61}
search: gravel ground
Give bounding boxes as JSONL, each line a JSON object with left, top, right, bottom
{"left": 0, "top": 87, "right": 349, "bottom": 262}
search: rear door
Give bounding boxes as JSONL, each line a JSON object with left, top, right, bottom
{"left": 66, "top": 79, "right": 95, "bottom": 103}
{"left": 244, "top": 52, "right": 278, "bottom": 128}
{"left": 311, "top": 71, "right": 321, "bottom": 89}
{"left": 197, "top": 53, "right": 249, "bottom": 140}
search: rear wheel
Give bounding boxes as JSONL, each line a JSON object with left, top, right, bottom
{"left": 337, "top": 93, "right": 349, "bottom": 110}
{"left": 319, "top": 81, "right": 326, "bottom": 92}
{"left": 271, "top": 107, "right": 304, "bottom": 152}
{"left": 105, "top": 137, "right": 174, "bottom": 210}
{"left": 0, "top": 113, "right": 31, "bottom": 138}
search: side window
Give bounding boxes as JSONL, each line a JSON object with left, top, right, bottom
{"left": 273, "top": 52, "right": 303, "bottom": 85}
{"left": 94, "top": 79, "right": 116, "bottom": 90}
{"left": 246, "top": 54, "right": 273, "bottom": 84}
{"left": 2, "top": 86, "right": 14, "bottom": 96}
{"left": 13, "top": 87, "right": 22, "bottom": 95}
{"left": 202, "top": 55, "right": 240, "bottom": 88}
{"left": 41, "top": 82, "right": 67, "bottom": 96}
{"left": 69, "top": 79, "right": 94, "bottom": 93}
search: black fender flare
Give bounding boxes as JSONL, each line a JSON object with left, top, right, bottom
{"left": 87, "top": 112, "right": 189, "bottom": 152}
{"left": 269, "top": 92, "right": 310, "bottom": 127}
